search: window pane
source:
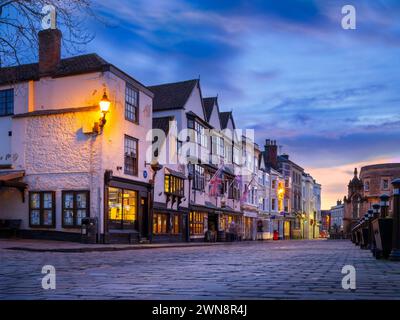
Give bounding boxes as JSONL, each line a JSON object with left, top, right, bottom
{"left": 125, "top": 84, "right": 138, "bottom": 122}
{"left": 161, "top": 215, "right": 167, "bottom": 233}
{"left": 153, "top": 214, "right": 159, "bottom": 234}
{"left": 76, "top": 210, "right": 87, "bottom": 226}
{"left": 63, "top": 210, "right": 74, "bottom": 226}
{"left": 43, "top": 193, "right": 53, "bottom": 209}
{"left": 165, "top": 175, "right": 170, "bottom": 193}
{"left": 30, "top": 210, "right": 40, "bottom": 225}
{"left": 123, "top": 190, "right": 137, "bottom": 224}
{"left": 108, "top": 187, "right": 123, "bottom": 221}
{"left": 76, "top": 193, "right": 87, "bottom": 208}
{"left": 64, "top": 193, "right": 74, "bottom": 209}
{"left": 0, "top": 89, "right": 14, "bottom": 116}
{"left": 43, "top": 210, "right": 53, "bottom": 226}
{"left": 30, "top": 193, "right": 40, "bottom": 209}
{"left": 124, "top": 136, "right": 138, "bottom": 175}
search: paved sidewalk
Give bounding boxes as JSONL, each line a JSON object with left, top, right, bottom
{"left": 0, "top": 238, "right": 230, "bottom": 253}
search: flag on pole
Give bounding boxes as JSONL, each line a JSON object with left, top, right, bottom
{"left": 240, "top": 174, "right": 256, "bottom": 204}
{"left": 225, "top": 174, "right": 242, "bottom": 199}
{"left": 209, "top": 161, "right": 224, "bottom": 197}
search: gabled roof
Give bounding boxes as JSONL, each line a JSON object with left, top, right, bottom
{"left": 203, "top": 97, "right": 217, "bottom": 122}
{"left": 148, "top": 79, "right": 199, "bottom": 112}
{"left": 0, "top": 53, "right": 153, "bottom": 97}
{"left": 258, "top": 153, "right": 266, "bottom": 171}
{"left": 0, "top": 54, "right": 108, "bottom": 85}
{"left": 152, "top": 116, "right": 174, "bottom": 135}
{"left": 278, "top": 155, "right": 304, "bottom": 172}
{"left": 219, "top": 111, "right": 235, "bottom": 129}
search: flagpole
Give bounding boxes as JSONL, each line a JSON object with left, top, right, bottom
{"left": 207, "top": 160, "right": 224, "bottom": 187}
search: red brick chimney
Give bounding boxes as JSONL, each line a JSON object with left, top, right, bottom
{"left": 264, "top": 139, "right": 278, "bottom": 170}
{"left": 38, "top": 29, "right": 62, "bottom": 75}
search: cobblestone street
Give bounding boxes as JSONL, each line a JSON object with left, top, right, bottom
{"left": 1, "top": 240, "right": 400, "bottom": 300}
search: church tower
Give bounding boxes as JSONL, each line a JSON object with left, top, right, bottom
{"left": 343, "top": 168, "right": 366, "bottom": 235}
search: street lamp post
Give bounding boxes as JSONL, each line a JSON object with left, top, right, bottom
{"left": 366, "top": 209, "right": 373, "bottom": 250}
{"left": 186, "top": 171, "right": 193, "bottom": 243}
{"left": 148, "top": 162, "right": 163, "bottom": 243}
{"left": 370, "top": 204, "right": 380, "bottom": 255}
{"left": 380, "top": 194, "right": 390, "bottom": 218}
{"left": 389, "top": 178, "right": 400, "bottom": 261}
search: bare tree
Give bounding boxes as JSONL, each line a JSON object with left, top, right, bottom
{"left": 0, "top": 0, "right": 95, "bottom": 67}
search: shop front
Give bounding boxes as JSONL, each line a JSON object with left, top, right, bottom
{"left": 284, "top": 220, "right": 291, "bottom": 240}
{"left": 152, "top": 202, "right": 188, "bottom": 243}
{"left": 218, "top": 211, "right": 242, "bottom": 242}
{"left": 104, "top": 173, "right": 151, "bottom": 244}
{"left": 189, "top": 210, "right": 208, "bottom": 242}
{"left": 243, "top": 211, "right": 257, "bottom": 240}
{"left": 188, "top": 203, "right": 244, "bottom": 242}
{"left": 257, "top": 216, "right": 272, "bottom": 240}
{"left": 271, "top": 215, "right": 285, "bottom": 240}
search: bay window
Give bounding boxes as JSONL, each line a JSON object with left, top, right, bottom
{"left": 164, "top": 174, "right": 184, "bottom": 196}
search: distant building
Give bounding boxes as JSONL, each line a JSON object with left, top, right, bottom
{"left": 330, "top": 200, "right": 344, "bottom": 233}
{"left": 261, "top": 139, "right": 321, "bottom": 239}
{"left": 343, "top": 164, "right": 400, "bottom": 235}
{"left": 301, "top": 173, "right": 321, "bottom": 239}
{"left": 320, "top": 210, "right": 331, "bottom": 236}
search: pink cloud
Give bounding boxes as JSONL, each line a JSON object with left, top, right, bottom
{"left": 306, "top": 155, "right": 400, "bottom": 210}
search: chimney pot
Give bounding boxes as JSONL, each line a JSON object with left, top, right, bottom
{"left": 38, "top": 29, "right": 62, "bottom": 76}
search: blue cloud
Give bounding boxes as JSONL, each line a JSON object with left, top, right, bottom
{"left": 85, "top": 0, "right": 400, "bottom": 177}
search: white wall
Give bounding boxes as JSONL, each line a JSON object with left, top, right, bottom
{"left": 1, "top": 70, "right": 154, "bottom": 235}
{"left": 0, "top": 82, "right": 29, "bottom": 165}
{"left": 7, "top": 110, "right": 102, "bottom": 232}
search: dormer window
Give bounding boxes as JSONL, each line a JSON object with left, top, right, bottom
{"left": 0, "top": 89, "right": 14, "bottom": 116}
{"left": 188, "top": 118, "right": 207, "bottom": 148}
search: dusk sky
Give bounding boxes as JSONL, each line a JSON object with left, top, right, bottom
{"left": 83, "top": 0, "right": 400, "bottom": 209}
